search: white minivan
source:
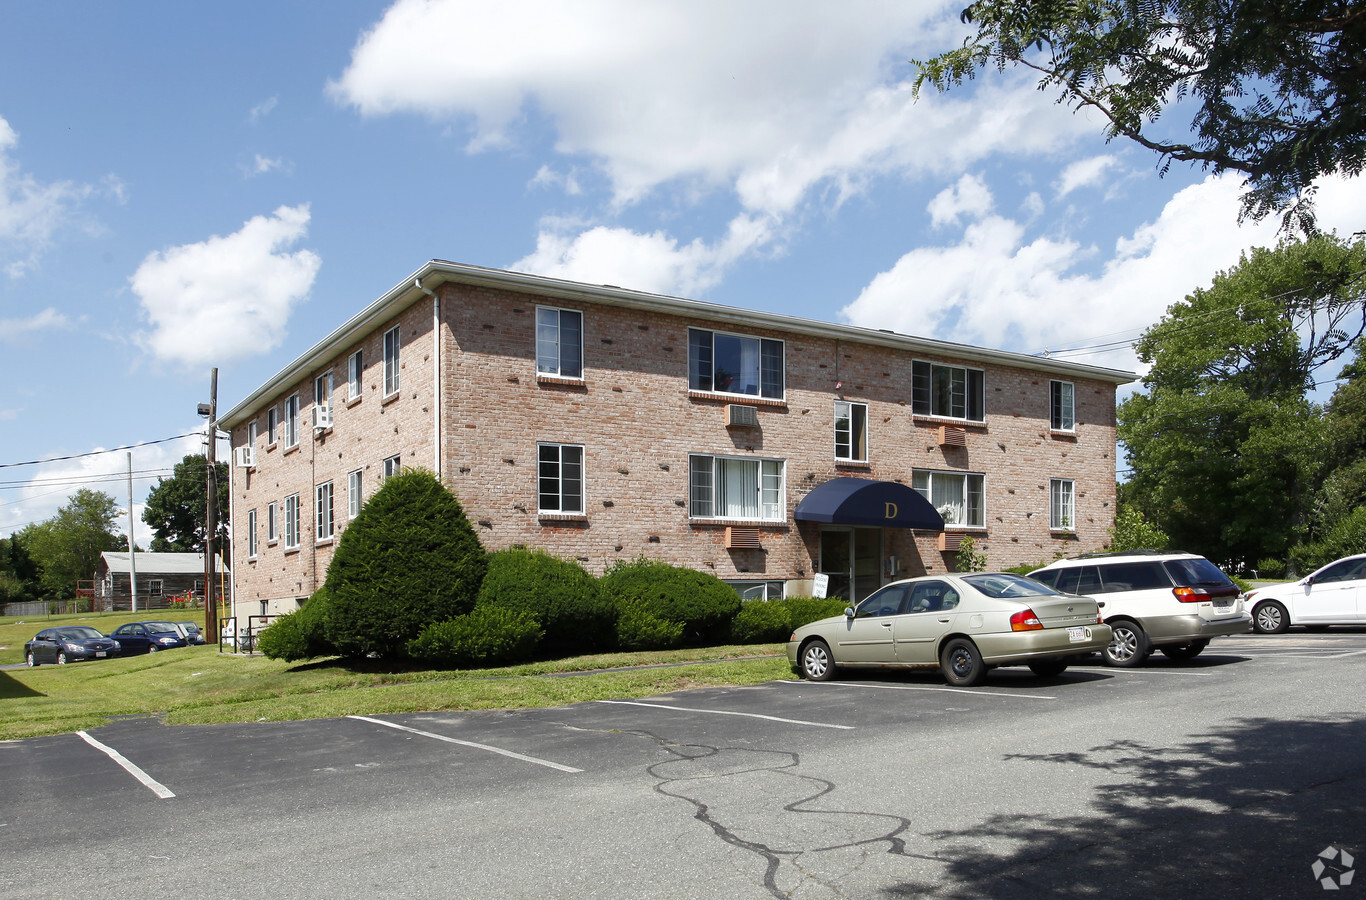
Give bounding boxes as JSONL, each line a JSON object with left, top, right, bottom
{"left": 1030, "top": 551, "right": 1251, "bottom": 666}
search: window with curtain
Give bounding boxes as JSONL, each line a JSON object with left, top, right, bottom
{"left": 1050, "top": 478, "right": 1075, "bottom": 530}
{"left": 689, "top": 454, "right": 784, "bottom": 520}
{"left": 912, "top": 470, "right": 985, "bottom": 527}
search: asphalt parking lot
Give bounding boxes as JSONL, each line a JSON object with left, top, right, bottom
{"left": 3, "top": 630, "right": 1364, "bottom": 899}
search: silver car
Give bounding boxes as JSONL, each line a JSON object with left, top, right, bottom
{"left": 788, "top": 572, "right": 1111, "bottom": 686}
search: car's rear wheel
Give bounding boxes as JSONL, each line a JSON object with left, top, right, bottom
{"left": 25, "top": 652, "right": 37, "bottom": 667}
{"left": 941, "top": 638, "right": 986, "bottom": 686}
{"left": 799, "top": 639, "right": 836, "bottom": 681}
{"left": 1103, "top": 620, "right": 1149, "bottom": 667}
{"left": 1159, "top": 639, "right": 1209, "bottom": 661}
{"left": 1027, "top": 658, "right": 1068, "bottom": 677}
{"left": 1252, "top": 600, "right": 1289, "bottom": 634}
{"left": 57, "top": 652, "right": 68, "bottom": 665}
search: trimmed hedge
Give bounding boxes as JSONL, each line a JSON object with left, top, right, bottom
{"left": 614, "top": 597, "right": 685, "bottom": 651}
{"left": 257, "top": 588, "right": 335, "bottom": 662}
{"left": 476, "top": 548, "right": 615, "bottom": 657}
{"left": 600, "top": 558, "right": 741, "bottom": 649}
{"left": 324, "top": 468, "right": 487, "bottom": 659}
{"left": 729, "top": 596, "right": 848, "bottom": 644}
{"left": 407, "top": 607, "right": 543, "bottom": 667}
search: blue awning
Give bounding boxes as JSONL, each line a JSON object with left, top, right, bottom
{"left": 794, "top": 477, "right": 945, "bottom": 530}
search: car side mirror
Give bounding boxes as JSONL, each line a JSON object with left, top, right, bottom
{"left": 1304, "top": 575, "right": 1315, "bottom": 586}
{"left": 844, "top": 606, "right": 855, "bottom": 618}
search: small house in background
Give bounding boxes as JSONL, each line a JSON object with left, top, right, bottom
{"left": 93, "top": 552, "right": 229, "bottom": 612}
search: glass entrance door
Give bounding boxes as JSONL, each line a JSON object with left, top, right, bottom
{"left": 818, "top": 527, "right": 884, "bottom": 606}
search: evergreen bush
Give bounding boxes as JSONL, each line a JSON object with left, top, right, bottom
{"left": 323, "top": 468, "right": 487, "bottom": 659}
{"left": 257, "top": 588, "right": 335, "bottom": 662}
{"left": 613, "top": 596, "right": 685, "bottom": 651}
{"left": 476, "top": 548, "right": 615, "bottom": 658}
{"left": 600, "top": 557, "right": 742, "bottom": 647}
{"left": 728, "top": 596, "right": 849, "bottom": 644}
{"left": 407, "top": 607, "right": 542, "bottom": 667}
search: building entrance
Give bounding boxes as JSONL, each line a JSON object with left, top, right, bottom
{"left": 817, "top": 527, "right": 884, "bottom": 606}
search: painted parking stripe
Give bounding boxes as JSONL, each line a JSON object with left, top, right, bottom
{"left": 77, "top": 731, "right": 175, "bottom": 799}
{"left": 596, "top": 699, "right": 855, "bottom": 729}
{"left": 347, "top": 715, "right": 583, "bottom": 773}
{"left": 776, "top": 681, "right": 1056, "bottom": 700}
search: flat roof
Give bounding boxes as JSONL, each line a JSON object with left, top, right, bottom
{"left": 221, "top": 260, "right": 1136, "bottom": 428}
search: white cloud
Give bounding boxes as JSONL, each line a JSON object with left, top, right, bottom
{"left": 249, "top": 96, "right": 279, "bottom": 123}
{"left": 244, "top": 154, "right": 286, "bottom": 178}
{"left": 329, "top": 1, "right": 1093, "bottom": 216}
{"left": 0, "top": 115, "right": 99, "bottom": 277}
{"left": 131, "top": 204, "right": 321, "bottom": 367}
{"left": 0, "top": 307, "right": 72, "bottom": 341}
{"left": 1054, "top": 155, "right": 1120, "bottom": 198}
{"left": 842, "top": 173, "right": 1366, "bottom": 374}
{"left": 928, "top": 174, "right": 994, "bottom": 228}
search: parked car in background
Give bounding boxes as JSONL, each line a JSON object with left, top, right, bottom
{"left": 788, "top": 572, "right": 1111, "bottom": 686}
{"left": 1245, "top": 554, "right": 1366, "bottom": 633}
{"left": 176, "top": 622, "right": 206, "bottom": 645}
{"left": 1030, "top": 551, "right": 1250, "bottom": 667}
{"left": 107, "top": 621, "right": 188, "bottom": 654}
{"left": 24, "top": 627, "right": 121, "bottom": 666}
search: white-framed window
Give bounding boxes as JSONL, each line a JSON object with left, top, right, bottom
{"left": 247, "top": 509, "right": 258, "bottom": 558}
{"left": 911, "top": 360, "right": 985, "bottom": 422}
{"left": 537, "top": 443, "right": 584, "bottom": 514}
{"left": 689, "top": 454, "right": 784, "bottom": 520}
{"left": 913, "top": 470, "right": 985, "bottom": 528}
{"left": 383, "top": 325, "right": 400, "bottom": 396}
{"left": 382, "top": 454, "right": 402, "bottom": 480}
{"left": 315, "top": 372, "right": 333, "bottom": 408}
{"left": 284, "top": 394, "right": 300, "bottom": 447}
{"left": 725, "top": 580, "right": 786, "bottom": 601}
{"left": 267, "top": 407, "right": 278, "bottom": 444}
{"left": 834, "top": 400, "right": 868, "bottom": 462}
{"left": 1051, "top": 478, "right": 1076, "bottom": 531}
{"left": 1050, "top": 380, "right": 1075, "bottom": 431}
{"left": 348, "top": 349, "right": 363, "bottom": 401}
{"left": 688, "top": 328, "right": 784, "bottom": 399}
{"left": 284, "top": 493, "right": 301, "bottom": 549}
{"left": 316, "top": 481, "right": 334, "bottom": 541}
{"left": 536, "top": 307, "right": 583, "bottom": 378}
{"left": 348, "top": 469, "right": 363, "bottom": 519}
{"left": 267, "top": 501, "right": 278, "bottom": 543}
{"left": 247, "top": 420, "right": 257, "bottom": 453}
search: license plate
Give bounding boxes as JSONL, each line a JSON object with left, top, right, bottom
{"left": 1067, "top": 627, "right": 1086, "bottom": 643}
{"left": 1214, "top": 599, "right": 1232, "bottom": 608}
{"left": 95, "top": 651, "right": 106, "bottom": 657}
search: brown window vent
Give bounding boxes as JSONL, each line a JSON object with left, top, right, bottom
{"left": 725, "top": 526, "right": 762, "bottom": 549}
{"left": 938, "top": 532, "right": 968, "bottom": 551}
{"left": 938, "top": 425, "right": 967, "bottom": 447}
{"left": 727, "top": 404, "right": 760, "bottom": 427}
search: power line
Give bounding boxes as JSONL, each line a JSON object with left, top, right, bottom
{"left": 0, "top": 431, "right": 213, "bottom": 471}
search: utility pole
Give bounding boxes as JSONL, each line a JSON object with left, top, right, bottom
{"left": 204, "top": 368, "right": 219, "bottom": 643}
{"left": 126, "top": 452, "right": 138, "bottom": 613}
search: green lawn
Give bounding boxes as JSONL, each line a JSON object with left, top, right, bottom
{"left": 0, "top": 614, "right": 792, "bottom": 741}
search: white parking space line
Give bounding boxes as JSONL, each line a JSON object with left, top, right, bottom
{"left": 76, "top": 731, "right": 175, "bottom": 799}
{"left": 596, "top": 699, "right": 855, "bottom": 729}
{"left": 776, "top": 681, "right": 1056, "bottom": 700}
{"left": 346, "top": 716, "right": 583, "bottom": 773}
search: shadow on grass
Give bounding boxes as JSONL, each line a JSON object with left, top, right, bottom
{"left": 0, "top": 670, "right": 44, "bottom": 698}
{"left": 888, "top": 715, "right": 1365, "bottom": 897}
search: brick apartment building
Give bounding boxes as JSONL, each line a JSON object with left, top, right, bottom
{"left": 219, "top": 261, "right": 1134, "bottom": 619}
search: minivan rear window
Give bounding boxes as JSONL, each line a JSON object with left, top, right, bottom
{"left": 1163, "top": 558, "right": 1234, "bottom": 587}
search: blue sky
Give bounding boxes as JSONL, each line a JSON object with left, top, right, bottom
{"left": 3, "top": 0, "right": 1364, "bottom": 539}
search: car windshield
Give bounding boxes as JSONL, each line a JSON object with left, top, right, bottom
{"left": 145, "top": 622, "right": 178, "bottom": 632}
{"left": 56, "top": 627, "right": 103, "bottom": 640}
{"left": 962, "top": 573, "right": 1062, "bottom": 599}
{"left": 178, "top": 622, "right": 201, "bottom": 631}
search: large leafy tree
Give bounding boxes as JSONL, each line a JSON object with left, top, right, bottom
{"left": 0, "top": 535, "right": 42, "bottom": 605}
{"left": 913, "top": 0, "right": 1366, "bottom": 228}
{"left": 143, "top": 453, "right": 229, "bottom": 552}
{"left": 1295, "top": 338, "right": 1366, "bottom": 568}
{"left": 1118, "top": 233, "right": 1366, "bottom": 566}
{"left": 18, "top": 489, "right": 126, "bottom": 599}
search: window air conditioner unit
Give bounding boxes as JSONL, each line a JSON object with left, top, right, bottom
{"left": 312, "top": 404, "right": 333, "bottom": 430}
{"left": 727, "top": 404, "right": 759, "bottom": 427}
{"left": 234, "top": 446, "right": 256, "bottom": 468}
{"left": 937, "top": 425, "right": 967, "bottom": 447}
{"left": 938, "top": 532, "right": 967, "bottom": 552}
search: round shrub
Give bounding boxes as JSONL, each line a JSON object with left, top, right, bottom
{"left": 407, "top": 607, "right": 542, "bottom": 667}
{"left": 324, "top": 468, "right": 487, "bottom": 659}
{"left": 476, "top": 548, "right": 615, "bottom": 658}
{"left": 600, "top": 558, "right": 742, "bottom": 647}
{"left": 729, "top": 600, "right": 792, "bottom": 643}
{"left": 257, "top": 588, "right": 335, "bottom": 662}
{"left": 614, "top": 597, "right": 685, "bottom": 651}
{"left": 779, "top": 596, "right": 850, "bottom": 629}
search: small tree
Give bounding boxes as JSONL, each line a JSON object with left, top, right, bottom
{"left": 1109, "top": 505, "right": 1170, "bottom": 554}
{"left": 952, "top": 536, "right": 987, "bottom": 573}
{"left": 324, "top": 469, "right": 486, "bottom": 659}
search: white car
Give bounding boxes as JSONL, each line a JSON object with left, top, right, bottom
{"left": 1030, "top": 551, "right": 1251, "bottom": 666}
{"left": 1246, "top": 554, "right": 1366, "bottom": 633}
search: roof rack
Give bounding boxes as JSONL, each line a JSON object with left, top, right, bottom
{"left": 1067, "top": 549, "right": 1174, "bottom": 560}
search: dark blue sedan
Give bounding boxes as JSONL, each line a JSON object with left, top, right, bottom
{"left": 108, "top": 621, "right": 188, "bottom": 653}
{"left": 25, "top": 627, "right": 121, "bottom": 666}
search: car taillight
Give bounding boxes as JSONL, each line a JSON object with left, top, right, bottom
{"left": 1010, "top": 609, "right": 1043, "bottom": 631}
{"left": 1173, "top": 586, "right": 1209, "bottom": 603}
